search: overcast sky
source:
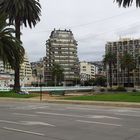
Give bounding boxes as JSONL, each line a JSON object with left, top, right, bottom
{"left": 21, "top": 0, "right": 140, "bottom": 62}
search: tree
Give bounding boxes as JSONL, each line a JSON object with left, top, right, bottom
{"left": 95, "top": 76, "right": 106, "bottom": 87}
{"left": 52, "top": 63, "right": 64, "bottom": 86}
{"left": 0, "top": 0, "right": 41, "bottom": 91}
{"left": 103, "top": 52, "right": 116, "bottom": 88}
{"left": 0, "top": 14, "right": 24, "bottom": 81}
{"left": 120, "top": 52, "right": 136, "bottom": 87}
{"left": 115, "top": 0, "right": 140, "bottom": 7}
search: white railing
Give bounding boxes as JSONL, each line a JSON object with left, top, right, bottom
{"left": 0, "top": 86, "right": 93, "bottom": 92}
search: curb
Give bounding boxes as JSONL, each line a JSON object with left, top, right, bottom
{"left": 0, "top": 98, "right": 140, "bottom": 108}
{"left": 45, "top": 100, "right": 140, "bottom": 108}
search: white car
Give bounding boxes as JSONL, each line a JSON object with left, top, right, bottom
{"left": 18, "top": 90, "right": 29, "bottom": 95}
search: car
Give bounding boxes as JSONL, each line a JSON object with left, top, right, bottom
{"left": 18, "top": 90, "right": 29, "bottom": 95}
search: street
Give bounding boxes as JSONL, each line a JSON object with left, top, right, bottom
{"left": 0, "top": 100, "right": 140, "bottom": 140}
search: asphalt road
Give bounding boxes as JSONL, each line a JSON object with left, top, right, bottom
{"left": 0, "top": 101, "right": 140, "bottom": 140}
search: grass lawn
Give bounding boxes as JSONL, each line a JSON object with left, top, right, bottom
{"left": 0, "top": 91, "right": 39, "bottom": 98}
{"left": 63, "top": 92, "right": 140, "bottom": 102}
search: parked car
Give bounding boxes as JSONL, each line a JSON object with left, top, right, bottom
{"left": 18, "top": 90, "right": 29, "bottom": 95}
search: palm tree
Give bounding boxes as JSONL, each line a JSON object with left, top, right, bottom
{"left": 120, "top": 52, "right": 136, "bottom": 87}
{"left": 52, "top": 63, "right": 64, "bottom": 86}
{"left": 103, "top": 52, "right": 116, "bottom": 88}
{"left": 115, "top": 0, "right": 140, "bottom": 7}
{"left": 0, "top": 0, "right": 41, "bottom": 91}
{"left": 0, "top": 14, "right": 24, "bottom": 83}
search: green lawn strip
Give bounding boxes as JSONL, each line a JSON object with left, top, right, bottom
{"left": 0, "top": 91, "right": 39, "bottom": 98}
{"left": 63, "top": 92, "right": 140, "bottom": 102}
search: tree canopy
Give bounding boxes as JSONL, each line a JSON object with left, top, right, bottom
{"left": 0, "top": 0, "right": 41, "bottom": 28}
{"left": 115, "top": 0, "right": 140, "bottom": 7}
{"left": 0, "top": 14, "right": 24, "bottom": 70}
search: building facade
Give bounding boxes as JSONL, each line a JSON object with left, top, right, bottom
{"left": 90, "top": 61, "right": 106, "bottom": 77}
{"left": 20, "top": 54, "right": 32, "bottom": 87}
{"left": 45, "top": 29, "right": 79, "bottom": 85}
{"left": 105, "top": 38, "right": 140, "bottom": 88}
{"left": 31, "top": 57, "right": 46, "bottom": 86}
{"left": 0, "top": 53, "right": 32, "bottom": 87}
{"left": 80, "top": 61, "right": 98, "bottom": 82}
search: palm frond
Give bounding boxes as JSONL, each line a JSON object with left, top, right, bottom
{"left": 0, "top": 0, "right": 41, "bottom": 28}
{"left": 115, "top": 0, "right": 140, "bottom": 7}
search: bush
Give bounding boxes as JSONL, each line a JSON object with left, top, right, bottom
{"left": 132, "top": 89, "right": 137, "bottom": 92}
{"left": 100, "top": 88, "right": 105, "bottom": 92}
{"left": 107, "top": 88, "right": 115, "bottom": 92}
{"left": 115, "top": 86, "right": 127, "bottom": 92}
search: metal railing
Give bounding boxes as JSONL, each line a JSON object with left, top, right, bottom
{"left": 0, "top": 86, "right": 93, "bottom": 92}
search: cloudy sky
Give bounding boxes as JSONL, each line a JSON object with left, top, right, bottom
{"left": 21, "top": 0, "right": 140, "bottom": 62}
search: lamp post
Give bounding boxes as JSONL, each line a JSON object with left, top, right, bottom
{"left": 39, "top": 74, "right": 43, "bottom": 101}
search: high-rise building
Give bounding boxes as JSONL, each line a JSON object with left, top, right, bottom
{"left": 0, "top": 53, "right": 32, "bottom": 87}
{"left": 105, "top": 38, "right": 140, "bottom": 88}
{"left": 20, "top": 53, "right": 32, "bottom": 86}
{"left": 45, "top": 29, "right": 79, "bottom": 85}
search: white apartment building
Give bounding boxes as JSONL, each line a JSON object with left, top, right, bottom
{"left": 80, "top": 61, "right": 98, "bottom": 82}
{"left": 0, "top": 53, "right": 32, "bottom": 87}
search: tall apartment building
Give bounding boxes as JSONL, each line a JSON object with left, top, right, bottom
{"left": 80, "top": 61, "right": 98, "bottom": 82}
{"left": 20, "top": 54, "right": 32, "bottom": 86}
{"left": 105, "top": 38, "right": 140, "bottom": 88}
{"left": 0, "top": 53, "right": 32, "bottom": 87}
{"left": 45, "top": 29, "right": 79, "bottom": 85}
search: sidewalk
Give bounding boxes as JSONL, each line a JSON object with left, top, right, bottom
{"left": 0, "top": 94, "right": 140, "bottom": 108}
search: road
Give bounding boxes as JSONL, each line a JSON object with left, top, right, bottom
{"left": 0, "top": 101, "right": 140, "bottom": 140}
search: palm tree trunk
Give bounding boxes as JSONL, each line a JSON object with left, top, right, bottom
{"left": 127, "top": 68, "right": 130, "bottom": 87}
{"left": 109, "top": 63, "right": 112, "bottom": 88}
{"left": 14, "top": 18, "right": 21, "bottom": 92}
{"left": 54, "top": 75, "right": 57, "bottom": 86}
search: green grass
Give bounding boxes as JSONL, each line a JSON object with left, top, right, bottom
{"left": 63, "top": 92, "right": 140, "bottom": 102}
{"left": 0, "top": 91, "right": 39, "bottom": 98}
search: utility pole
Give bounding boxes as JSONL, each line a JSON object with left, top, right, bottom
{"left": 39, "top": 74, "right": 42, "bottom": 101}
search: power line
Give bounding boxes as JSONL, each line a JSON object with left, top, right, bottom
{"left": 77, "top": 20, "right": 140, "bottom": 41}
{"left": 65, "top": 9, "right": 137, "bottom": 29}
{"left": 24, "top": 9, "right": 137, "bottom": 34}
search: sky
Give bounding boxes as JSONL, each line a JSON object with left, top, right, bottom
{"left": 21, "top": 0, "right": 140, "bottom": 62}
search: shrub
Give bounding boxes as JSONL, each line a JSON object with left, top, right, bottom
{"left": 132, "top": 89, "right": 137, "bottom": 92}
{"left": 100, "top": 88, "right": 105, "bottom": 92}
{"left": 107, "top": 88, "right": 115, "bottom": 92}
{"left": 115, "top": 86, "right": 127, "bottom": 92}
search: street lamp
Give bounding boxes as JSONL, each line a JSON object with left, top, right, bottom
{"left": 39, "top": 74, "right": 43, "bottom": 101}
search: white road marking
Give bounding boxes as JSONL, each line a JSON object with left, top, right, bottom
{"left": 13, "top": 113, "right": 38, "bottom": 117}
{"left": 0, "top": 120, "right": 21, "bottom": 125}
{"left": 77, "top": 120, "right": 122, "bottom": 127}
{"left": 115, "top": 113, "right": 140, "bottom": 117}
{"left": 66, "top": 107, "right": 101, "bottom": 111}
{"left": 3, "top": 127, "right": 45, "bottom": 136}
{"left": 37, "top": 112, "right": 121, "bottom": 120}
{"left": 37, "top": 112, "right": 83, "bottom": 118}
{"left": 0, "top": 120, "right": 55, "bottom": 127}
{"left": 12, "top": 105, "right": 49, "bottom": 110}
{"left": 114, "top": 109, "right": 140, "bottom": 113}
{"left": 67, "top": 107, "right": 140, "bottom": 114}
{"left": 86, "top": 115, "right": 121, "bottom": 120}
{"left": 20, "top": 121, "right": 55, "bottom": 127}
